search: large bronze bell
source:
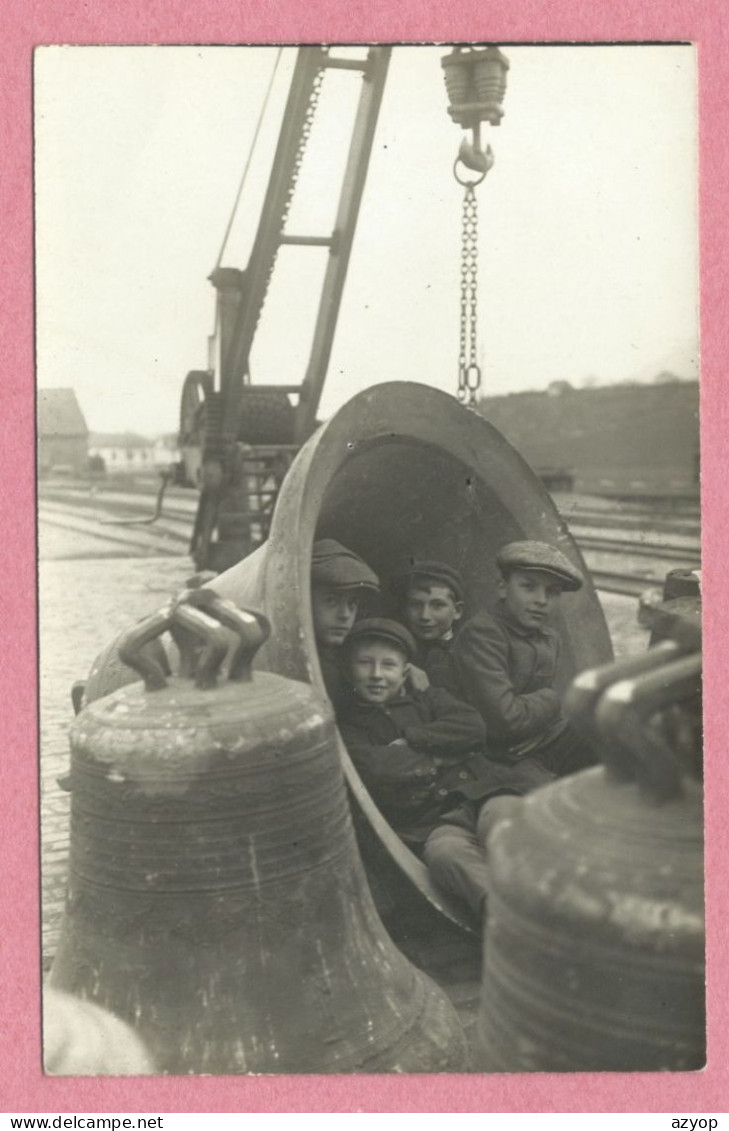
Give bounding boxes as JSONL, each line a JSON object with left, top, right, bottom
{"left": 478, "top": 635, "right": 704, "bottom": 1071}
{"left": 50, "top": 591, "right": 468, "bottom": 1074}
{"left": 81, "top": 382, "right": 613, "bottom": 935}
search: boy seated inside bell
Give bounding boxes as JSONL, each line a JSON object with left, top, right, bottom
{"left": 422, "top": 541, "right": 597, "bottom": 919}
{"left": 311, "top": 538, "right": 380, "bottom": 713}
{"left": 337, "top": 618, "right": 506, "bottom": 907}
{"left": 390, "top": 560, "right": 466, "bottom": 698}
{"left": 453, "top": 539, "right": 597, "bottom": 777}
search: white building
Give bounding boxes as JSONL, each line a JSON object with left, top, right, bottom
{"left": 88, "top": 432, "right": 155, "bottom": 474}
{"left": 153, "top": 434, "right": 181, "bottom": 471}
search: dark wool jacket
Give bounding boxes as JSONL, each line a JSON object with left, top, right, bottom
{"left": 453, "top": 606, "right": 563, "bottom": 757}
{"left": 317, "top": 645, "right": 354, "bottom": 715}
{"left": 338, "top": 687, "right": 503, "bottom": 848}
{"left": 413, "top": 635, "right": 465, "bottom": 700}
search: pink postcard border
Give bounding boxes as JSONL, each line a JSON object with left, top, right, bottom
{"left": 2, "top": 0, "right": 727, "bottom": 1114}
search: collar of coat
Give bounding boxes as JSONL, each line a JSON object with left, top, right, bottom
{"left": 418, "top": 632, "right": 454, "bottom": 650}
{"left": 496, "top": 605, "right": 554, "bottom": 640}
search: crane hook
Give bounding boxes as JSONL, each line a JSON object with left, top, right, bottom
{"left": 454, "top": 135, "right": 494, "bottom": 187}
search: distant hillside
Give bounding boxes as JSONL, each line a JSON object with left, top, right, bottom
{"left": 477, "top": 382, "right": 699, "bottom": 497}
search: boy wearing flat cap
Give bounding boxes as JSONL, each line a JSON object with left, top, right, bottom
{"left": 453, "top": 539, "right": 595, "bottom": 777}
{"left": 391, "top": 560, "right": 466, "bottom": 699}
{"left": 310, "top": 538, "right": 380, "bottom": 713}
{"left": 339, "top": 615, "right": 508, "bottom": 913}
{"left": 422, "top": 540, "right": 587, "bottom": 918}
{"left": 415, "top": 541, "right": 596, "bottom": 919}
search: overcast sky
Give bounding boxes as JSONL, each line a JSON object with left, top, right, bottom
{"left": 35, "top": 43, "right": 698, "bottom": 437}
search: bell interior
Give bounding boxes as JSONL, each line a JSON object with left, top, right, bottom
{"left": 314, "top": 433, "right": 598, "bottom": 693}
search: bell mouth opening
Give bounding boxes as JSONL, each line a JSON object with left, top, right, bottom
{"left": 314, "top": 432, "right": 521, "bottom": 623}
{"left": 262, "top": 382, "right": 610, "bottom": 695}
{"left": 212, "top": 382, "right": 613, "bottom": 932}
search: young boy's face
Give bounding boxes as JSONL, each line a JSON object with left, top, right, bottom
{"left": 350, "top": 639, "right": 409, "bottom": 704}
{"left": 404, "top": 583, "right": 463, "bottom": 642}
{"left": 499, "top": 568, "right": 563, "bottom": 630}
{"left": 311, "top": 585, "right": 359, "bottom": 646}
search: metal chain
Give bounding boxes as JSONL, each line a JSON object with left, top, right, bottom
{"left": 256, "top": 53, "right": 328, "bottom": 338}
{"left": 281, "top": 54, "right": 328, "bottom": 233}
{"left": 458, "top": 183, "right": 482, "bottom": 408}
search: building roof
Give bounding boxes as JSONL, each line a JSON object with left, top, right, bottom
{"left": 37, "top": 388, "right": 88, "bottom": 438}
{"left": 88, "top": 432, "right": 154, "bottom": 450}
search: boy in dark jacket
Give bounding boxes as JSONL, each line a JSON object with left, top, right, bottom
{"left": 391, "top": 560, "right": 466, "bottom": 698}
{"left": 453, "top": 540, "right": 596, "bottom": 778}
{"left": 338, "top": 618, "right": 507, "bottom": 915}
{"left": 424, "top": 542, "right": 596, "bottom": 920}
{"left": 311, "top": 539, "right": 380, "bottom": 714}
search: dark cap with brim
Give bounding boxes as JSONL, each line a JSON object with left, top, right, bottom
{"left": 311, "top": 539, "right": 380, "bottom": 592}
{"left": 345, "top": 618, "right": 416, "bottom": 662}
{"left": 496, "top": 540, "right": 584, "bottom": 592}
{"left": 391, "top": 559, "right": 465, "bottom": 603}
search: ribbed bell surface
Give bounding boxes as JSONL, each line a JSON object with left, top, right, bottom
{"left": 51, "top": 593, "right": 468, "bottom": 1074}
{"left": 479, "top": 642, "right": 704, "bottom": 1072}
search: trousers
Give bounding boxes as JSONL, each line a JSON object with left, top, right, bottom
{"left": 423, "top": 721, "right": 596, "bottom": 922}
{"left": 423, "top": 796, "right": 518, "bottom": 920}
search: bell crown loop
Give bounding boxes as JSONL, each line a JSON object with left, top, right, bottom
{"left": 183, "top": 587, "right": 270, "bottom": 682}
{"left": 169, "top": 603, "right": 232, "bottom": 690}
{"left": 566, "top": 639, "right": 702, "bottom": 804}
{"left": 116, "top": 591, "right": 270, "bottom": 692}
{"left": 116, "top": 604, "right": 175, "bottom": 692}
{"left": 595, "top": 649, "right": 702, "bottom": 803}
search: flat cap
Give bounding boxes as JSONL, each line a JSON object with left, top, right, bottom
{"left": 345, "top": 618, "right": 416, "bottom": 662}
{"left": 311, "top": 539, "right": 380, "bottom": 592}
{"left": 496, "top": 540, "right": 584, "bottom": 591}
{"left": 391, "top": 559, "right": 465, "bottom": 603}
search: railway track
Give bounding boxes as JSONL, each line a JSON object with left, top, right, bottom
{"left": 576, "top": 533, "right": 699, "bottom": 598}
{"left": 577, "top": 536, "right": 699, "bottom": 561}
{"left": 587, "top": 570, "right": 667, "bottom": 599}
{"left": 38, "top": 480, "right": 701, "bottom": 598}
{"left": 556, "top": 503, "right": 700, "bottom": 539}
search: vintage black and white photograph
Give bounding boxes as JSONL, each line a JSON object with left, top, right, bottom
{"left": 35, "top": 43, "right": 702, "bottom": 1075}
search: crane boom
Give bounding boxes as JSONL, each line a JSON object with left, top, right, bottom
{"left": 292, "top": 47, "right": 390, "bottom": 441}
{"left": 184, "top": 46, "right": 392, "bottom": 570}
{"left": 224, "top": 47, "right": 391, "bottom": 440}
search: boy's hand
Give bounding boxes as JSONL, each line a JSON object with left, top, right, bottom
{"left": 407, "top": 664, "right": 430, "bottom": 693}
{"left": 388, "top": 738, "right": 408, "bottom": 746}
